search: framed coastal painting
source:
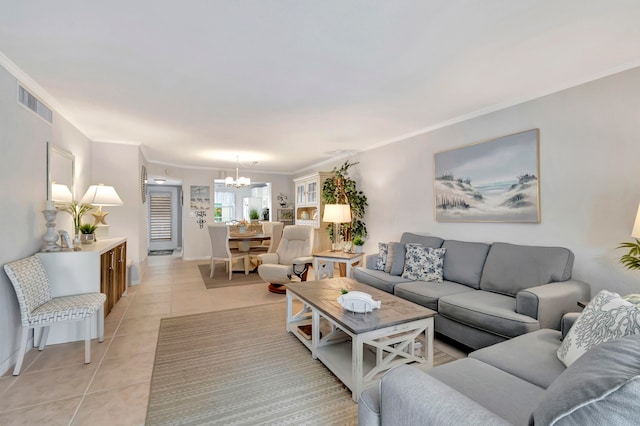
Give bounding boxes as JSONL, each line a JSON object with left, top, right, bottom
{"left": 190, "top": 185, "right": 211, "bottom": 210}
{"left": 434, "top": 129, "right": 540, "bottom": 223}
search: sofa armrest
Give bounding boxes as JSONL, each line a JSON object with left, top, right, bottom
{"left": 516, "top": 279, "right": 590, "bottom": 330}
{"left": 365, "top": 254, "right": 377, "bottom": 270}
{"left": 561, "top": 312, "right": 581, "bottom": 339}
{"left": 378, "top": 366, "right": 511, "bottom": 426}
{"left": 258, "top": 253, "right": 279, "bottom": 264}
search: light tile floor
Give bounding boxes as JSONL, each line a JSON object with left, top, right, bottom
{"left": 0, "top": 253, "right": 467, "bottom": 425}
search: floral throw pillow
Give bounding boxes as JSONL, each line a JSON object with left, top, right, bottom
{"left": 376, "top": 242, "right": 388, "bottom": 271}
{"left": 401, "top": 244, "right": 446, "bottom": 282}
{"left": 557, "top": 290, "right": 640, "bottom": 367}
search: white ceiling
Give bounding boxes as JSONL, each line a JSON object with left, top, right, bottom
{"left": 1, "top": 1, "right": 640, "bottom": 175}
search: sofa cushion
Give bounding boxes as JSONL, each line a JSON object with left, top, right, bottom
{"left": 469, "top": 329, "right": 565, "bottom": 389}
{"left": 428, "top": 358, "right": 545, "bottom": 426}
{"left": 479, "top": 242, "right": 574, "bottom": 296}
{"left": 531, "top": 334, "right": 640, "bottom": 426}
{"left": 394, "top": 280, "right": 475, "bottom": 311}
{"left": 387, "top": 242, "right": 407, "bottom": 276}
{"left": 352, "top": 267, "right": 412, "bottom": 293}
{"left": 442, "top": 240, "right": 490, "bottom": 289}
{"left": 439, "top": 290, "right": 540, "bottom": 338}
{"left": 557, "top": 290, "right": 640, "bottom": 367}
{"left": 399, "top": 233, "right": 444, "bottom": 248}
{"left": 401, "top": 245, "right": 446, "bottom": 282}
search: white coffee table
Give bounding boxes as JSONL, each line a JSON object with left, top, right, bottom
{"left": 285, "top": 278, "right": 436, "bottom": 402}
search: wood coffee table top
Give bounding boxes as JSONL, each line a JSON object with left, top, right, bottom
{"left": 286, "top": 278, "right": 436, "bottom": 334}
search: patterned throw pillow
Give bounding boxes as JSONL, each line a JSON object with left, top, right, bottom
{"left": 557, "top": 290, "right": 640, "bottom": 367}
{"left": 376, "top": 242, "right": 388, "bottom": 271}
{"left": 401, "top": 244, "right": 446, "bottom": 282}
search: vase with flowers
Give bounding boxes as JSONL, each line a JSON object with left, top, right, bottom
{"left": 61, "top": 201, "right": 93, "bottom": 244}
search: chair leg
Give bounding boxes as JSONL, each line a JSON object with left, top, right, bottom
{"left": 210, "top": 259, "right": 215, "bottom": 278}
{"left": 228, "top": 260, "right": 233, "bottom": 280}
{"left": 98, "top": 305, "right": 105, "bottom": 343}
{"left": 84, "top": 317, "right": 91, "bottom": 364}
{"left": 38, "top": 326, "right": 50, "bottom": 350}
{"left": 13, "top": 327, "right": 29, "bottom": 376}
{"left": 244, "top": 255, "right": 249, "bottom": 275}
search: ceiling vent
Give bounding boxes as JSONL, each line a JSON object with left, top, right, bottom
{"left": 18, "top": 84, "right": 52, "bottom": 124}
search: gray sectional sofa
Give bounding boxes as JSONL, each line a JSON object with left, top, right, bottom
{"left": 358, "top": 315, "right": 640, "bottom": 425}
{"left": 353, "top": 233, "right": 590, "bottom": 349}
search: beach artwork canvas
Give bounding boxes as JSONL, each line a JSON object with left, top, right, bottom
{"left": 434, "top": 129, "right": 540, "bottom": 222}
{"left": 190, "top": 185, "right": 211, "bottom": 210}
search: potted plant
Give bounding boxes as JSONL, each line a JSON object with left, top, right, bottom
{"left": 79, "top": 223, "right": 97, "bottom": 244}
{"left": 353, "top": 236, "right": 365, "bottom": 253}
{"left": 61, "top": 201, "right": 93, "bottom": 243}
{"left": 249, "top": 208, "right": 260, "bottom": 221}
{"left": 322, "top": 160, "right": 368, "bottom": 243}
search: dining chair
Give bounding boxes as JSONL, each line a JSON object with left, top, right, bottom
{"left": 253, "top": 221, "right": 284, "bottom": 253}
{"left": 207, "top": 223, "right": 249, "bottom": 279}
{"left": 3, "top": 255, "right": 106, "bottom": 375}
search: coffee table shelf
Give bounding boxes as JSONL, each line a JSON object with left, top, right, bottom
{"left": 285, "top": 278, "right": 436, "bottom": 402}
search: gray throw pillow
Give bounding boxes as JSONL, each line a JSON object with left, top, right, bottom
{"left": 389, "top": 242, "right": 407, "bottom": 276}
{"left": 384, "top": 243, "right": 395, "bottom": 273}
{"left": 531, "top": 334, "right": 640, "bottom": 425}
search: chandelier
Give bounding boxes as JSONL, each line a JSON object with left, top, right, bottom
{"left": 225, "top": 156, "right": 251, "bottom": 188}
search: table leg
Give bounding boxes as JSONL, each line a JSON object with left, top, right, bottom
{"left": 352, "top": 333, "right": 364, "bottom": 402}
{"left": 311, "top": 309, "right": 320, "bottom": 360}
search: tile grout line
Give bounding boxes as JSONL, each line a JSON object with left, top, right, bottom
{"left": 68, "top": 289, "right": 138, "bottom": 425}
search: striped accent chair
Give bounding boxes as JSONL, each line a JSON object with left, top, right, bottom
{"left": 4, "top": 255, "right": 106, "bottom": 375}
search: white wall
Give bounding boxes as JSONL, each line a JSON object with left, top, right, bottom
{"left": 0, "top": 65, "right": 93, "bottom": 374}
{"left": 343, "top": 67, "right": 640, "bottom": 296}
{"left": 91, "top": 142, "right": 148, "bottom": 283}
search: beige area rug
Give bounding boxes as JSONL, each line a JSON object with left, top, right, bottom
{"left": 198, "top": 263, "right": 266, "bottom": 289}
{"left": 146, "top": 303, "right": 457, "bottom": 425}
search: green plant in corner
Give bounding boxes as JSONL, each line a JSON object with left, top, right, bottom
{"left": 249, "top": 208, "right": 260, "bottom": 220}
{"left": 618, "top": 239, "right": 640, "bottom": 270}
{"left": 79, "top": 223, "right": 97, "bottom": 234}
{"left": 322, "top": 160, "right": 368, "bottom": 243}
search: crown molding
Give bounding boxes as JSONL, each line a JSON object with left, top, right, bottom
{"left": 0, "top": 50, "right": 93, "bottom": 140}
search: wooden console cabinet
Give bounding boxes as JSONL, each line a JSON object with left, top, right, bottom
{"left": 36, "top": 237, "right": 127, "bottom": 344}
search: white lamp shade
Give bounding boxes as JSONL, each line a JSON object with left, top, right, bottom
{"left": 323, "top": 204, "right": 351, "bottom": 223}
{"left": 51, "top": 184, "right": 73, "bottom": 203}
{"left": 81, "top": 184, "right": 123, "bottom": 206}
{"left": 632, "top": 203, "right": 640, "bottom": 239}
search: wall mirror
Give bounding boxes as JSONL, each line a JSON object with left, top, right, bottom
{"left": 47, "top": 142, "right": 75, "bottom": 202}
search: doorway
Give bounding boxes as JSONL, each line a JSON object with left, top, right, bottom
{"left": 148, "top": 185, "right": 182, "bottom": 252}
{"left": 213, "top": 181, "right": 271, "bottom": 222}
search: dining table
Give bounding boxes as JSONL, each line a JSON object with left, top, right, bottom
{"left": 228, "top": 232, "right": 271, "bottom": 271}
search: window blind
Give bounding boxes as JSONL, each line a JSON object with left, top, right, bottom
{"left": 149, "top": 192, "right": 172, "bottom": 241}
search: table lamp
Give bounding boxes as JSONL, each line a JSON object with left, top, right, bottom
{"left": 323, "top": 204, "right": 351, "bottom": 251}
{"left": 81, "top": 184, "right": 123, "bottom": 225}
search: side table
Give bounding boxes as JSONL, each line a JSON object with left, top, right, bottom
{"left": 313, "top": 250, "right": 364, "bottom": 280}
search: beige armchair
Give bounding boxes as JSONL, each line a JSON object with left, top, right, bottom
{"left": 257, "top": 225, "right": 314, "bottom": 293}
